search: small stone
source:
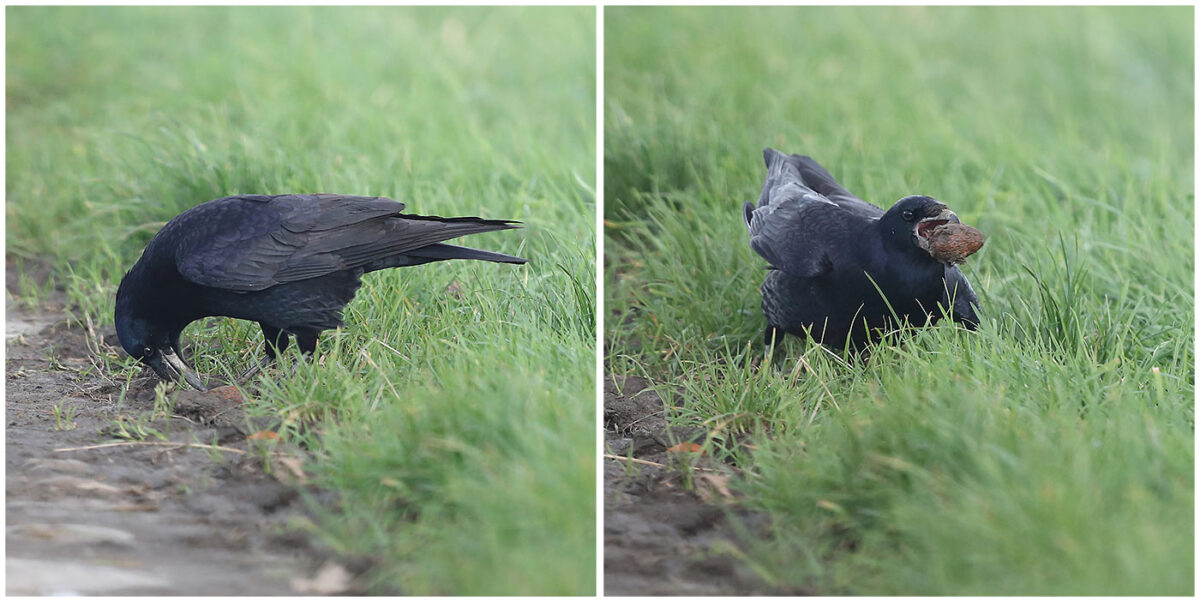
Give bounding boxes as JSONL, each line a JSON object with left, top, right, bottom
{"left": 291, "top": 561, "right": 354, "bottom": 595}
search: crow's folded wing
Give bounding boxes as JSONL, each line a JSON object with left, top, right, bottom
{"left": 743, "top": 181, "right": 856, "bottom": 278}
{"left": 941, "top": 265, "right": 981, "bottom": 329}
{"left": 175, "top": 194, "right": 518, "bottom": 291}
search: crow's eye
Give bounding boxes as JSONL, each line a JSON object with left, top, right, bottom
{"left": 902, "top": 210, "right": 914, "bottom": 221}
{"left": 142, "top": 346, "right": 154, "bottom": 358}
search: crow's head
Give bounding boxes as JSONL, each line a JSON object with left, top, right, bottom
{"left": 882, "top": 195, "right": 959, "bottom": 258}
{"left": 115, "top": 273, "right": 207, "bottom": 391}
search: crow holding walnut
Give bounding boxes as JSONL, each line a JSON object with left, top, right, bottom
{"left": 115, "top": 194, "right": 527, "bottom": 390}
{"left": 743, "top": 149, "right": 982, "bottom": 351}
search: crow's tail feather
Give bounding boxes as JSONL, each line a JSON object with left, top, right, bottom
{"left": 763, "top": 147, "right": 803, "bottom": 182}
{"left": 363, "top": 242, "right": 527, "bottom": 272}
{"left": 762, "top": 148, "right": 864, "bottom": 207}
{"left": 765, "top": 148, "right": 844, "bottom": 191}
{"left": 758, "top": 148, "right": 802, "bottom": 210}
{"left": 406, "top": 242, "right": 528, "bottom": 265}
{"left": 792, "top": 155, "right": 856, "bottom": 200}
{"left": 398, "top": 214, "right": 523, "bottom": 236}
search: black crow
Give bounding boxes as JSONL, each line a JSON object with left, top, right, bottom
{"left": 743, "top": 148, "right": 981, "bottom": 351}
{"left": 115, "top": 194, "right": 527, "bottom": 390}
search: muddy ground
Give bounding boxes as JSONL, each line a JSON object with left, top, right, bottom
{"left": 603, "top": 371, "right": 804, "bottom": 596}
{"left": 5, "top": 270, "right": 362, "bottom": 595}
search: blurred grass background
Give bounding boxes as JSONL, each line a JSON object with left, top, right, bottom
{"left": 8, "top": 6, "right": 595, "bottom": 595}
{"left": 605, "top": 6, "right": 1192, "bottom": 595}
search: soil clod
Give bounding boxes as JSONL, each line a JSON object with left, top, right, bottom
{"left": 928, "top": 222, "right": 985, "bottom": 264}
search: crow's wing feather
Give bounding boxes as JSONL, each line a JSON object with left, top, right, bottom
{"left": 175, "top": 195, "right": 516, "bottom": 291}
{"left": 745, "top": 150, "right": 878, "bottom": 278}
{"left": 942, "top": 265, "right": 981, "bottom": 329}
{"left": 270, "top": 215, "right": 517, "bottom": 282}
{"left": 745, "top": 181, "right": 850, "bottom": 278}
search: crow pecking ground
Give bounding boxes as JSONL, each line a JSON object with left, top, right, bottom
{"left": 115, "top": 193, "right": 527, "bottom": 389}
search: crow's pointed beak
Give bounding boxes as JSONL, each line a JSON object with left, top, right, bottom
{"left": 931, "top": 207, "right": 960, "bottom": 224}
{"left": 151, "top": 348, "right": 208, "bottom": 391}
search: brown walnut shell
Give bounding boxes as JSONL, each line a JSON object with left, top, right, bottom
{"left": 927, "top": 223, "right": 985, "bottom": 265}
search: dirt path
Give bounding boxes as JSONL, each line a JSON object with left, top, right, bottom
{"left": 5, "top": 281, "right": 348, "bottom": 594}
{"left": 603, "top": 372, "right": 794, "bottom": 595}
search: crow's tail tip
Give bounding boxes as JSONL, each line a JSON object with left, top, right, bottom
{"left": 477, "top": 218, "right": 523, "bottom": 229}
{"left": 763, "top": 147, "right": 787, "bottom": 166}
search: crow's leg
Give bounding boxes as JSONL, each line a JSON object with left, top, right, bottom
{"left": 295, "top": 329, "right": 319, "bottom": 356}
{"left": 759, "top": 325, "right": 787, "bottom": 369}
{"left": 237, "top": 324, "right": 290, "bottom": 384}
{"left": 262, "top": 324, "right": 290, "bottom": 360}
{"left": 276, "top": 329, "right": 321, "bottom": 379}
{"left": 764, "top": 325, "right": 786, "bottom": 349}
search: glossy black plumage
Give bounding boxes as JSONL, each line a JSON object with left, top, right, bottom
{"left": 115, "top": 194, "right": 527, "bottom": 389}
{"left": 743, "top": 149, "right": 980, "bottom": 350}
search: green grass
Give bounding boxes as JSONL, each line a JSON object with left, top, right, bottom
{"left": 8, "top": 6, "right": 595, "bottom": 595}
{"left": 606, "top": 6, "right": 1192, "bottom": 596}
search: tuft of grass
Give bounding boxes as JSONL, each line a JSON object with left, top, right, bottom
{"left": 606, "top": 6, "right": 1192, "bottom": 595}
{"left": 51, "top": 401, "right": 79, "bottom": 431}
{"left": 8, "top": 6, "right": 595, "bottom": 595}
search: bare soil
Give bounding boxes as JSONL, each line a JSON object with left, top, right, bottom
{"left": 5, "top": 269, "right": 360, "bottom": 595}
{"left": 603, "top": 371, "right": 796, "bottom": 596}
